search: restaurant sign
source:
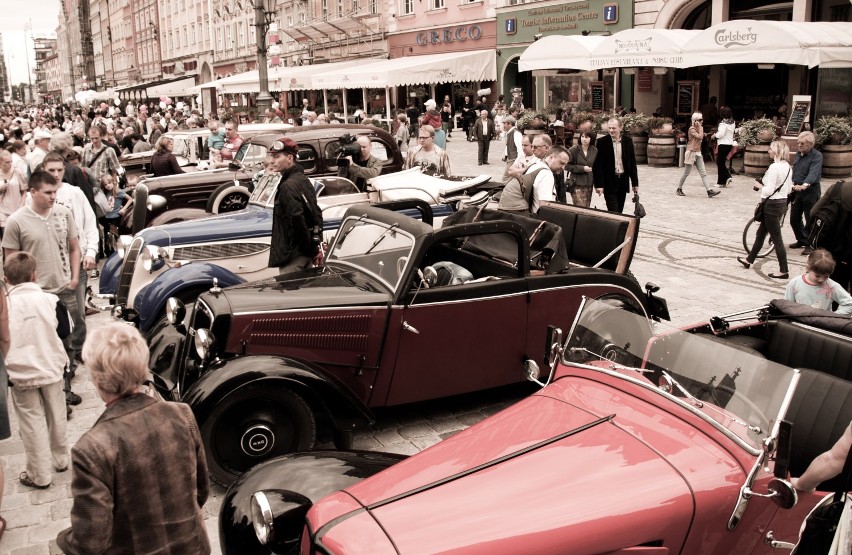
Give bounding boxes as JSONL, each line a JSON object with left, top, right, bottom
{"left": 416, "top": 25, "right": 483, "bottom": 46}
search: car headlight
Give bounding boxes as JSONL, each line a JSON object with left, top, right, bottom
{"left": 194, "top": 328, "right": 215, "bottom": 360}
{"left": 165, "top": 297, "right": 185, "bottom": 326}
{"left": 116, "top": 235, "right": 133, "bottom": 259}
{"left": 251, "top": 491, "right": 275, "bottom": 545}
{"left": 147, "top": 194, "right": 167, "bottom": 211}
{"left": 140, "top": 245, "right": 168, "bottom": 272}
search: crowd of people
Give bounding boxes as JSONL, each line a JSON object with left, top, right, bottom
{"left": 0, "top": 90, "right": 849, "bottom": 550}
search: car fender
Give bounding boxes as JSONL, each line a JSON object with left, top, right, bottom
{"left": 98, "top": 252, "right": 123, "bottom": 296}
{"left": 219, "top": 450, "right": 406, "bottom": 555}
{"left": 147, "top": 207, "right": 209, "bottom": 228}
{"left": 182, "top": 355, "right": 374, "bottom": 437}
{"left": 135, "top": 263, "right": 246, "bottom": 331}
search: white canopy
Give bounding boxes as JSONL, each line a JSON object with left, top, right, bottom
{"left": 588, "top": 29, "right": 700, "bottom": 69}
{"left": 518, "top": 35, "right": 607, "bottom": 72}
{"left": 311, "top": 49, "right": 497, "bottom": 90}
{"left": 190, "top": 59, "right": 378, "bottom": 94}
{"left": 146, "top": 76, "right": 197, "bottom": 98}
{"left": 680, "top": 21, "right": 852, "bottom": 69}
{"left": 518, "top": 21, "right": 852, "bottom": 72}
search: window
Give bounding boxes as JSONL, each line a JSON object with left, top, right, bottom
{"left": 337, "top": 0, "right": 343, "bottom": 17}
{"left": 401, "top": 0, "right": 413, "bottom": 15}
{"left": 353, "top": 0, "right": 359, "bottom": 12}
{"left": 432, "top": 0, "right": 444, "bottom": 8}
{"left": 321, "top": 0, "right": 328, "bottom": 19}
{"left": 239, "top": 21, "right": 245, "bottom": 46}
{"left": 370, "top": 0, "right": 377, "bottom": 14}
{"left": 217, "top": 27, "right": 223, "bottom": 50}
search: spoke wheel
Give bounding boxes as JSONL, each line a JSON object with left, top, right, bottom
{"left": 202, "top": 384, "right": 316, "bottom": 486}
{"left": 742, "top": 218, "right": 776, "bottom": 259}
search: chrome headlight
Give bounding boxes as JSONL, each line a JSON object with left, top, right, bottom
{"left": 194, "top": 328, "right": 215, "bottom": 360}
{"left": 165, "top": 297, "right": 185, "bottom": 326}
{"left": 140, "top": 245, "right": 168, "bottom": 272}
{"left": 116, "top": 235, "right": 133, "bottom": 259}
{"left": 250, "top": 491, "right": 275, "bottom": 545}
{"left": 147, "top": 194, "right": 167, "bottom": 211}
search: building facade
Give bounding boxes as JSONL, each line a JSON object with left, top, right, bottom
{"left": 0, "top": 33, "right": 9, "bottom": 103}
{"left": 57, "top": 0, "right": 96, "bottom": 97}
{"left": 157, "top": 0, "right": 214, "bottom": 84}
{"left": 44, "top": 53, "right": 63, "bottom": 102}
{"left": 33, "top": 37, "right": 58, "bottom": 103}
{"left": 132, "top": 0, "right": 163, "bottom": 82}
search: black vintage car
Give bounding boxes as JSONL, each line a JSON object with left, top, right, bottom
{"left": 148, "top": 202, "right": 668, "bottom": 485}
{"left": 125, "top": 124, "right": 403, "bottom": 233}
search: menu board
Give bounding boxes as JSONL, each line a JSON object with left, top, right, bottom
{"left": 637, "top": 68, "right": 653, "bottom": 93}
{"left": 590, "top": 81, "right": 605, "bottom": 112}
{"left": 784, "top": 96, "right": 812, "bottom": 136}
{"left": 677, "top": 81, "right": 699, "bottom": 116}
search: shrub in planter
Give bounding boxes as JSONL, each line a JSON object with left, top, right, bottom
{"left": 814, "top": 115, "right": 852, "bottom": 146}
{"left": 646, "top": 116, "right": 673, "bottom": 135}
{"left": 736, "top": 117, "right": 776, "bottom": 147}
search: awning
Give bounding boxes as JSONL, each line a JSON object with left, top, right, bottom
{"left": 520, "top": 35, "right": 607, "bottom": 73}
{"left": 279, "top": 15, "right": 379, "bottom": 44}
{"left": 519, "top": 21, "right": 852, "bottom": 72}
{"left": 311, "top": 49, "right": 496, "bottom": 89}
{"left": 146, "top": 75, "right": 197, "bottom": 98}
{"left": 190, "top": 59, "right": 378, "bottom": 94}
{"left": 680, "top": 20, "right": 852, "bottom": 69}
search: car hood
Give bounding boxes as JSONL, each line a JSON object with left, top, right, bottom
{"left": 215, "top": 267, "right": 391, "bottom": 316}
{"left": 313, "top": 377, "right": 705, "bottom": 553}
{"left": 140, "top": 205, "right": 272, "bottom": 247}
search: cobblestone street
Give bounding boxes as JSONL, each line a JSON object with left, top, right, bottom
{"left": 0, "top": 133, "right": 812, "bottom": 554}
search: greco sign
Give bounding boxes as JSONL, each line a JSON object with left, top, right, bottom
{"left": 416, "top": 25, "right": 483, "bottom": 46}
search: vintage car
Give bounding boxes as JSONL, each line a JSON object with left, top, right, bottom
{"left": 124, "top": 124, "right": 403, "bottom": 234}
{"left": 97, "top": 168, "right": 492, "bottom": 332}
{"left": 118, "top": 123, "right": 293, "bottom": 180}
{"left": 147, "top": 202, "right": 669, "bottom": 485}
{"left": 218, "top": 298, "right": 852, "bottom": 554}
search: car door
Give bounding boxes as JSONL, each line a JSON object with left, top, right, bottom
{"left": 383, "top": 232, "right": 529, "bottom": 406}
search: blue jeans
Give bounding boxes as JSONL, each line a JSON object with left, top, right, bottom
{"left": 678, "top": 154, "right": 712, "bottom": 191}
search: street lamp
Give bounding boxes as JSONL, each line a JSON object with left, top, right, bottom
{"left": 254, "top": 0, "right": 277, "bottom": 113}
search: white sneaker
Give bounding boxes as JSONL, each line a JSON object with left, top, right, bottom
{"left": 715, "top": 184, "right": 724, "bottom": 188}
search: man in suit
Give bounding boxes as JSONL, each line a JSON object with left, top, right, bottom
{"left": 593, "top": 117, "right": 639, "bottom": 213}
{"left": 473, "top": 110, "right": 494, "bottom": 165}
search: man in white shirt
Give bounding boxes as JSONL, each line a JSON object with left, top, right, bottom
{"left": 26, "top": 130, "right": 52, "bottom": 173}
{"left": 505, "top": 135, "right": 537, "bottom": 181}
{"left": 502, "top": 116, "right": 524, "bottom": 175}
{"left": 37, "top": 153, "right": 99, "bottom": 394}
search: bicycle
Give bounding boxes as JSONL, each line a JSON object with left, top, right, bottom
{"left": 741, "top": 208, "right": 788, "bottom": 259}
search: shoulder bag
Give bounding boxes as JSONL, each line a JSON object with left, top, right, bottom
{"left": 85, "top": 146, "right": 106, "bottom": 168}
{"left": 793, "top": 440, "right": 852, "bottom": 554}
{"left": 754, "top": 168, "right": 791, "bottom": 223}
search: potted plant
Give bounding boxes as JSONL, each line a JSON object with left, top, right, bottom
{"left": 736, "top": 117, "right": 776, "bottom": 147}
{"left": 814, "top": 115, "right": 852, "bottom": 178}
{"left": 736, "top": 117, "right": 777, "bottom": 177}
{"left": 570, "top": 111, "right": 598, "bottom": 131}
{"left": 646, "top": 116, "right": 673, "bottom": 135}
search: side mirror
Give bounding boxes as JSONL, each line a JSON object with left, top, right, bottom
{"left": 422, "top": 266, "right": 438, "bottom": 287}
{"left": 544, "top": 325, "right": 563, "bottom": 367}
{"left": 228, "top": 161, "right": 241, "bottom": 171}
{"left": 524, "top": 359, "right": 543, "bottom": 385}
{"left": 774, "top": 420, "right": 793, "bottom": 479}
{"left": 767, "top": 478, "right": 797, "bottom": 510}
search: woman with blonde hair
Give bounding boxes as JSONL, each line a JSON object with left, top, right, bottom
{"left": 150, "top": 135, "right": 185, "bottom": 177}
{"left": 676, "top": 112, "right": 720, "bottom": 198}
{"left": 738, "top": 139, "right": 793, "bottom": 279}
{"left": 57, "top": 322, "right": 210, "bottom": 554}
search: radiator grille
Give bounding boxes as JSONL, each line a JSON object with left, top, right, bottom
{"left": 116, "top": 237, "right": 144, "bottom": 305}
{"left": 173, "top": 242, "right": 269, "bottom": 261}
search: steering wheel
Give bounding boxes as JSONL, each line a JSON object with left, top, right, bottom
{"left": 712, "top": 384, "right": 766, "bottom": 430}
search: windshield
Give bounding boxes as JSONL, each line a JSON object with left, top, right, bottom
{"left": 564, "top": 299, "right": 797, "bottom": 452}
{"left": 326, "top": 216, "right": 416, "bottom": 291}
{"left": 236, "top": 143, "right": 268, "bottom": 168}
{"left": 248, "top": 172, "right": 280, "bottom": 206}
{"left": 170, "top": 134, "right": 191, "bottom": 158}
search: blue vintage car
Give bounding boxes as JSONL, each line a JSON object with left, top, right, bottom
{"left": 96, "top": 169, "right": 491, "bottom": 332}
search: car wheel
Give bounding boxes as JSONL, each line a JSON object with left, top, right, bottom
{"left": 207, "top": 182, "right": 250, "bottom": 214}
{"left": 202, "top": 384, "right": 316, "bottom": 486}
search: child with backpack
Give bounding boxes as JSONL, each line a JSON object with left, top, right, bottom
{"left": 785, "top": 249, "right": 852, "bottom": 315}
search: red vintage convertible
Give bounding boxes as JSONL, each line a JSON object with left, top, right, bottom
{"left": 219, "top": 298, "right": 852, "bottom": 554}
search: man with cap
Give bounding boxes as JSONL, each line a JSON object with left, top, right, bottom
{"left": 266, "top": 137, "right": 323, "bottom": 273}
{"left": 27, "top": 130, "right": 53, "bottom": 173}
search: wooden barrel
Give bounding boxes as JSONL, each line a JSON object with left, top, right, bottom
{"left": 744, "top": 143, "right": 773, "bottom": 177}
{"left": 821, "top": 144, "right": 852, "bottom": 178}
{"left": 647, "top": 134, "right": 676, "bottom": 167}
{"left": 632, "top": 133, "right": 648, "bottom": 164}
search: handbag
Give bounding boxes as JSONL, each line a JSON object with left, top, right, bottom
{"left": 753, "top": 168, "right": 791, "bottom": 223}
{"left": 632, "top": 193, "right": 646, "bottom": 219}
{"left": 793, "top": 440, "right": 852, "bottom": 554}
{"left": 565, "top": 172, "right": 576, "bottom": 194}
{"left": 92, "top": 188, "right": 111, "bottom": 218}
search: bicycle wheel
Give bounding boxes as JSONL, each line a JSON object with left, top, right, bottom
{"left": 742, "top": 218, "right": 775, "bottom": 259}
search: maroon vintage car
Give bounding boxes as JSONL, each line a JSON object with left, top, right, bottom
{"left": 218, "top": 298, "right": 852, "bottom": 554}
{"left": 148, "top": 202, "right": 667, "bottom": 485}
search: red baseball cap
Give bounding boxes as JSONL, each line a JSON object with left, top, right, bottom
{"left": 269, "top": 137, "right": 298, "bottom": 155}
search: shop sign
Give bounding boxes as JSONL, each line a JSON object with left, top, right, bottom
{"left": 416, "top": 25, "right": 483, "bottom": 46}
{"left": 713, "top": 28, "right": 758, "bottom": 48}
{"left": 497, "top": 0, "right": 631, "bottom": 44}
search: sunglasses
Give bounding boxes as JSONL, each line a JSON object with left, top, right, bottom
{"left": 418, "top": 136, "right": 432, "bottom": 139}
